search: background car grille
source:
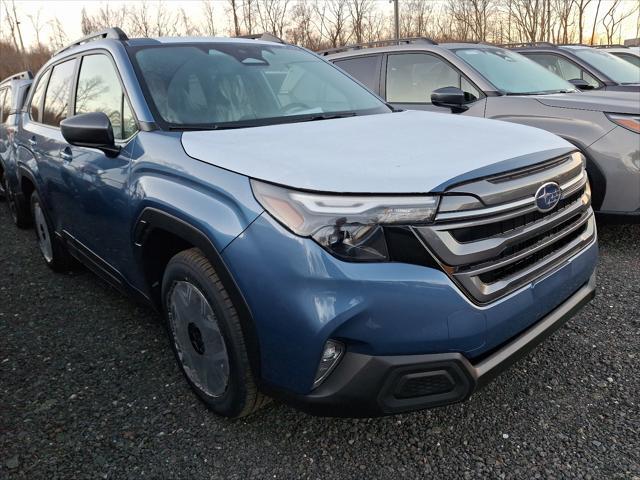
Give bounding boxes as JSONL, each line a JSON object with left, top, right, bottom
{"left": 412, "top": 152, "right": 596, "bottom": 304}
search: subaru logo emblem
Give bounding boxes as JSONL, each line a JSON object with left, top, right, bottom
{"left": 534, "top": 182, "right": 562, "bottom": 212}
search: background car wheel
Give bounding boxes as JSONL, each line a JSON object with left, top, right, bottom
{"left": 30, "top": 191, "right": 77, "bottom": 272}
{"left": 162, "top": 248, "right": 269, "bottom": 418}
{"left": 4, "top": 175, "right": 32, "bottom": 228}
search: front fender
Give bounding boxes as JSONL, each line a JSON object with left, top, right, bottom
{"left": 129, "top": 132, "right": 264, "bottom": 254}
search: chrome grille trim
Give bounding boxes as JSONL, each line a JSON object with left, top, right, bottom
{"left": 414, "top": 153, "right": 596, "bottom": 304}
{"left": 436, "top": 162, "right": 587, "bottom": 222}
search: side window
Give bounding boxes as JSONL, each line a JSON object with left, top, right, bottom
{"left": 613, "top": 53, "right": 640, "bottom": 68}
{"left": 526, "top": 53, "right": 599, "bottom": 88}
{"left": 43, "top": 59, "right": 76, "bottom": 126}
{"left": 75, "top": 54, "right": 138, "bottom": 140}
{"left": 30, "top": 70, "right": 50, "bottom": 122}
{"left": 386, "top": 53, "right": 463, "bottom": 104}
{"left": 0, "top": 89, "right": 7, "bottom": 122}
{"left": 333, "top": 55, "right": 382, "bottom": 93}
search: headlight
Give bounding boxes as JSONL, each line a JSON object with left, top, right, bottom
{"left": 606, "top": 113, "right": 640, "bottom": 133}
{"left": 251, "top": 180, "right": 439, "bottom": 262}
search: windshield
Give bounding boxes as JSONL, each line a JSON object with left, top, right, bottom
{"left": 569, "top": 48, "right": 640, "bottom": 84}
{"left": 130, "top": 43, "right": 389, "bottom": 129}
{"left": 454, "top": 48, "right": 577, "bottom": 95}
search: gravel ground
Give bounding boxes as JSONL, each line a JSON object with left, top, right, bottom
{"left": 1, "top": 203, "right": 639, "bottom": 480}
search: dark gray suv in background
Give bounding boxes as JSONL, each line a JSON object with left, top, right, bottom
{"left": 506, "top": 43, "right": 640, "bottom": 92}
{"left": 323, "top": 39, "right": 640, "bottom": 222}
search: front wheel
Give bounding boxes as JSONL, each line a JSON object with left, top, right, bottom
{"left": 30, "top": 191, "right": 76, "bottom": 272}
{"left": 162, "top": 248, "right": 269, "bottom": 418}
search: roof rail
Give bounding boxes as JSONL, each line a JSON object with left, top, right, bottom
{"left": 54, "top": 27, "right": 129, "bottom": 56}
{"left": 499, "top": 41, "right": 556, "bottom": 49}
{"left": 593, "top": 44, "right": 628, "bottom": 49}
{"left": 1, "top": 70, "right": 33, "bottom": 84}
{"left": 317, "top": 37, "right": 438, "bottom": 56}
{"left": 236, "top": 32, "right": 285, "bottom": 44}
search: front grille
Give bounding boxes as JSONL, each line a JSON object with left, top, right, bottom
{"left": 450, "top": 186, "right": 585, "bottom": 243}
{"left": 413, "top": 153, "right": 596, "bottom": 304}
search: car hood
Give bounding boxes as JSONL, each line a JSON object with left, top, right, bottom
{"left": 181, "top": 110, "right": 573, "bottom": 194}
{"left": 534, "top": 91, "right": 640, "bottom": 115}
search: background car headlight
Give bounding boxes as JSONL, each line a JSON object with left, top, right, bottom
{"left": 251, "top": 179, "right": 439, "bottom": 262}
{"left": 606, "top": 113, "right": 640, "bottom": 133}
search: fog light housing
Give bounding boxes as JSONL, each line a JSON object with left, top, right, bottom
{"left": 313, "top": 340, "right": 344, "bottom": 388}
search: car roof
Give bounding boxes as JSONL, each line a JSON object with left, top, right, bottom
{"left": 0, "top": 71, "right": 34, "bottom": 88}
{"left": 323, "top": 41, "right": 503, "bottom": 60}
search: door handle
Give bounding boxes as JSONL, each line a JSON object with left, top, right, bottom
{"left": 60, "top": 147, "right": 73, "bottom": 162}
{"left": 28, "top": 137, "right": 37, "bottom": 146}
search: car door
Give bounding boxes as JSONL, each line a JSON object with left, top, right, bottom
{"left": 0, "top": 87, "right": 9, "bottom": 165}
{"left": 62, "top": 52, "right": 138, "bottom": 273}
{"left": 383, "top": 52, "right": 485, "bottom": 115}
{"left": 522, "top": 53, "right": 601, "bottom": 89}
{"left": 22, "top": 59, "right": 78, "bottom": 232}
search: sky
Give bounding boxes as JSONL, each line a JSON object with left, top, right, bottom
{"left": 2, "top": 0, "right": 639, "bottom": 49}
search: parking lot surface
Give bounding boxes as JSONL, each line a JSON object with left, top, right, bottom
{"left": 1, "top": 204, "right": 639, "bottom": 479}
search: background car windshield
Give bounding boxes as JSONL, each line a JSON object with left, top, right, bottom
{"left": 455, "top": 48, "right": 577, "bottom": 94}
{"left": 131, "top": 43, "right": 389, "bottom": 127}
{"left": 570, "top": 48, "right": 640, "bottom": 84}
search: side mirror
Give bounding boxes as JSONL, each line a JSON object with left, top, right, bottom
{"left": 60, "top": 112, "right": 120, "bottom": 157}
{"left": 568, "top": 78, "right": 594, "bottom": 90}
{"left": 431, "top": 87, "right": 469, "bottom": 113}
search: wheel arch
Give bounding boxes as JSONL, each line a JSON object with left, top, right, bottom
{"left": 134, "top": 207, "right": 263, "bottom": 383}
{"left": 555, "top": 136, "right": 606, "bottom": 211}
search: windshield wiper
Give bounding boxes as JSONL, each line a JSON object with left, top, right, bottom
{"left": 300, "top": 112, "right": 358, "bottom": 121}
{"left": 168, "top": 112, "right": 360, "bottom": 131}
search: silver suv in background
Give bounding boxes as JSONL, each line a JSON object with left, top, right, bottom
{"left": 323, "top": 39, "right": 640, "bottom": 223}
{"left": 594, "top": 45, "right": 640, "bottom": 67}
{"left": 505, "top": 43, "right": 640, "bottom": 92}
{"left": 0, "top": 71, "right": 33, "bottom": 219}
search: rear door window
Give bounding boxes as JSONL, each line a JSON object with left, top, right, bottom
{"left": 30, "top": 70, "right": 50, "bottom": 122}
{"left": 333, "top": 55, "right": 383, "bottom": 93}
{"left": 42, "top": 59, "right": 76, "bottom": 127}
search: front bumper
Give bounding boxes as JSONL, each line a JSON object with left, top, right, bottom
{"left": 270, "top": 273, "right": 596, "bottom": 417}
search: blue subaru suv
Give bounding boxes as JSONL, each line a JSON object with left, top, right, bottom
{"left": 6, "top": 28, "right": 597, "bottom": 417}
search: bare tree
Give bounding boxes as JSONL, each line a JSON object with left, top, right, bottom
{"left": 256, "top": 0, "right": 290, "bottom": 38}
{"left": 601, "top": 0, "right": 639, "bottom": 44}
{"left": 553, "top": 0, "right": 575, "bottom": 43}
{"left": 178, "top": 8, "right": 201, "bottom": 36}
{"left": 128, "top": 1, "right": 153, "bottom": 37}
{"left": 48, "top": 16, "right": 68, "bottom": 50}
{"left": 572, "top": 0, "right": 592, "bottom": 43}
{"left": 2, "top": 0, "right": 24, "bottom": 52}
{"left": 80, "top": 4, "right": 128, "bottom": 35}
{"left": 201, "top": 1, "right": 217, "bottom": 36}
{"left": 27, "top": 8, "right": 44, "bottom": 47}
{"left": 227, "top": 0, "right": 242, "bottom": 36}
{"left": 347, "top": 0, "right": 374, "bottom": 44}
{"left": 287, "top": 0, "right": 319, "bottom": 48}
{"left": 508, "top": 0, "right": 545, "bottom": 42}
{"left": 590, "top": 0, "right": 602, "bottom": 44}
{"left": 314, "top": 0, "right": 351, "bottom": 48}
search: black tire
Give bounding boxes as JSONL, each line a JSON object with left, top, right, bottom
{"left": 30, "top": 191, "right": 77, "bottom": 272}
{"left": 4, "top": 174, "right": 32, "bottom": 228}
{"left": 0, "top": 169, "right": 5, "bottom": 201}
{"left": 162, "top": 248, "right": 269, "bottom": 418}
